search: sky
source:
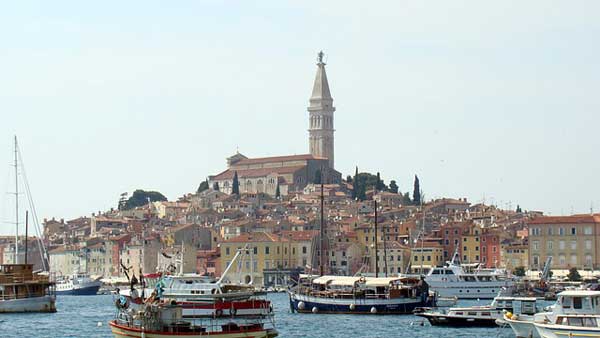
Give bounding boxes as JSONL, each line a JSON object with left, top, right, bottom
{"left": 1, "top": 1, "right": 599, "bottom": 234}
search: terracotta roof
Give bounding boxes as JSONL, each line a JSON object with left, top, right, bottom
{"left": 280, "top": 230, "right": 318, "bottom": 241}
{"left": 224, "top": 232, "right": 283, "bottom": 243}
{"left": 528, "top": 215, "right": 600, "bottom": 225}
{"left": 233, "top": 154, "right": 325, "bottom": 166}
{"left": 212, "top": 165, "right": 307, "bottom": 180}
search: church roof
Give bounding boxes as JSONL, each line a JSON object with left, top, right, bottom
{"left": 234, "top": 154, "right": 325, "bottom": 166}
{"left": 212, "top": 165, "right": 307, "bottom": 181}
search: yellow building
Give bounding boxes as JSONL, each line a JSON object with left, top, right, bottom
{"left": 219, "top": 231, "right": 316, "bottom": 286}
{"left": 502, "top": 243, "right": 529, "bottom": 272}
{"left": 528, "top": 215, "right": 600, "bottom": 270}
{"left": 461, "top": 225, "right": 482, "bottom": 264}
{"left": 410, "top": 243, "right": 444, "bottom": 274}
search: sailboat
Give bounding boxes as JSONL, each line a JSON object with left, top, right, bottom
{"left": 287, "top": 182, "right": 435, "bottom": 314}
{"left": 0, "top": 136, "right": 56, "bottom": 312}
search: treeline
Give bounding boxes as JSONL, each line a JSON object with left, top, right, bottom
{"left": 348, "top": 167, "right": 422, "bottom": 205}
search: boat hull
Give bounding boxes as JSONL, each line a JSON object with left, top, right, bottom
{"left": 504, "top": 316, "right": 539, "bottom": 338}
{"left": 289, "top": 292, "right": 432, "bottom": 314}
{"left": 109, "top": 321, "right": 278, "bottom": 338}
{"left": 0, "top": 295, "right": 56, "bottom": 313}
{"left": 56, "top": 283, "right": 101, "bottom": 295}
{"left": 534, "top": 322, "right": 600, "bottom": 338}
{"left": 416, "top": 313, "right": 498, "bottom": 327}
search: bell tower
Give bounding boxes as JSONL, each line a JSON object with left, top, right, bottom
{"left": 308, "top": 51, "right": 335, "bottom": 169}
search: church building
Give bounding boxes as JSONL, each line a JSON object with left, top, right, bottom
{"left": 209, "top": 52, "right": 342, "bottom": 197}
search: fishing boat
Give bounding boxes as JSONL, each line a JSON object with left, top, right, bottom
{"left": 424, "top": 251, "right": 515, "bottom": 299}
{"left": 55, "top": 272, "right": 102, "bottom": 295}
{"left": 416, "top": 295, "right": 537, "bottom": 327}
{"left": 504, "top": 290, "right": 600, "bottom": 338}
{"left": 121, "top": 248, "right": 272, "bottom": 318}
{"left": 109, "top": 298, "right": 278, "bottom": 338}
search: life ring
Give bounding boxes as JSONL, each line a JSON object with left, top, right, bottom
{"left": 230, "top": 308, "right": 237, "bottom": 316}
{"left": 215, "top": 309, "right": 223, "bottom": 317}
{"left": 359, "top": 277, "right": 366, "bottom": 283}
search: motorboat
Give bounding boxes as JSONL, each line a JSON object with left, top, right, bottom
{"left": 504, "top": 290, "right": 600, "bottom": 338}
{"left": 424, "top": 251, "right": 514, "bottom": 299}
{"left": 416, "top": 295, "right": 538, "bottom": 327}
{"left": 533, "top": 314, "right": 600, "bottom": 338}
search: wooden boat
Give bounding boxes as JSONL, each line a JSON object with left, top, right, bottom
{"left": 109, "top": 301, "right": 278, "bottom": 338}
{"left": 0, "top": 264, "right": 56, "bottom": 313}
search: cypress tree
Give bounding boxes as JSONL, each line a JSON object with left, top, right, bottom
{"left": 232, "top": 171, "right": 240, "bottom": 195}
{"left": 275, "top": 183, "right": 281, "bottom": 198}
{"left": 314, "top": 169, "right": 322, "bottom": 184}
{"left": 413, "top": 175, "right": 421, "bottom": 205}
{"left": 352, "top": 166, "right": 359, "bottom": 200}
{"left": 213, "top": 182, "right": 220, "bottom": 191}
{"left": 389, "top": 180, "right": 399, "bottom": 194}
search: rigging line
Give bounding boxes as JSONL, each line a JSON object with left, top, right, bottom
{"left": 17, "top": 144, "right": 49, "bottom": 271}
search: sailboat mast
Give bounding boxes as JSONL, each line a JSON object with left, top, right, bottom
{"left": 374, "top": 200, "right": 378, "bottom": 277}
{"left": 14, "top": 136, "right": 19, "bottom": 264}
{"left": 25, "top": 211, "right": 28, "bottom": 265}
{"left": 319, "top": 180, "right": 325, "bottom": 276}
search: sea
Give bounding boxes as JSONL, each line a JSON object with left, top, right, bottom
{"left": 0, "top": 293, "right": 535, "bottom": 337}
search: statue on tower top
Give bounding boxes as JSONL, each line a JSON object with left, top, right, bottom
{"left": 317, "top": 50, "right": 325, "bottom": 64}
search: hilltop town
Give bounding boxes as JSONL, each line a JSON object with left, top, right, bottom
{"left": 4, "top": 53, "right": 599, "bottom": 287}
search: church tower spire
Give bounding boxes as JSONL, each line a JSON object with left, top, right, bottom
{"left": 308, "top": 51, "right": 335, "bottom": 169}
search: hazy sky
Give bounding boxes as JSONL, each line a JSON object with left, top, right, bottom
{"left": 1, "top": 1, "right": 599, "bottom": 234}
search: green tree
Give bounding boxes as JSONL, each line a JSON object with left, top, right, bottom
{"left": 376, "top": 172, "right": 386, "bottom": 191}
{"left": 402, "top": 192, "right": 411, "bottom": 205}
{"left": 389, "top": 180, "right": 399, "bottom": 194}
{"left": 231, "top": 171, "right": 240, "bottom": 195}
{"left": 567, "top": 267, "right": 582, "bottom": 281}
{"left": 353, "top": 172, "right": 387, "bottom": 201}
{"left": 413, "top": 175, "right": 421, "bottom": 205}
{"left": 513, "top": 266, "right": 526, "bottom": 277}
{"left": 516, "top": 205, "right": 523, "bottom": 213}
{"left": 213, "top": 182, "right": 220, "bottom": 191}
{"left": 275, "top": 183, "right": 281, "bottom": 198}
{"left": 346, "top": 175, "right": 353, "bottom": 183}
{"left": 122, "top": 190, "right": 167, "bottom": 210}
{"left": 314, "top": 169, "right": 322, "bottom": 184}
{"left": 197, "top": 180, "right": 209, "bottom": 193}
{"left": 351, "top": 166, "right": 359, "bottom": 200}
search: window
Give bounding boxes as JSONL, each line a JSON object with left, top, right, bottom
{"left": 547, "top": 227, "right": 553, "bottom": 235}
{"left": 559, "top": 255, "right": 566, "bottom": 265}
{"left": 571, "top": 227, "right": 577, "bottom": 235}
{"left": 573, "top": 297, "right": 583, "bottom": 309}
{"left": 475, "top": 255, "right": 479, "bottom": 261}
{"left": 464, "top": 246, "right": 468, "bottom": 251}
{"left": 559, "top": 241, "right": 565, "bottom": 250}
{"left": 571, "top": 254, "right": 577, "bottom": 265}
{"left": 547, "top": 241, "right": 553, "bottom": 251}
{"left": 586, "top": 240, "right": 592, "bottom": 250}
{"left": 559, "top": 227, "right": 565, "bottom": 236}
{"left": 586, "top": 255, "right": 593, "bottom": 267}
{"left": 265, "top": 246, "right": 270, "bottom": 255}
{"left": 226, "top": 247, "right": 230, "bottom": 255}
{"left": 585, "top": 226, "right": 593, "bottom": 235}
{"left": 253, "top": 247, "right": 258, "bottom": 255}
{"left": 414, "top": 256, "right": 418, "bottom": 261}
{"left": 571, "top": 241, "right": 577, "bottom": 250}
{"left": 533, "top": 255, "right": 539, "bottom": 266}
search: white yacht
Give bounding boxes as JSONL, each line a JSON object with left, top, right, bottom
{"left": 504, "top": 290, "right": 600, "bottom": 338}
{"left": 534, "top": 314, "right": 600, "bottom": 338}
{"left": 425, "top": 252, "right": 514, "bottom": 299}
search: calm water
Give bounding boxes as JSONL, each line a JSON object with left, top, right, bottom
{"left": 0, "top": 293, "right": 520, "bottom": 338}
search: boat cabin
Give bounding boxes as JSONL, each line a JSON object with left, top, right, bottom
{"left": 0, "top": 264, "right": 54, "bottom": 301}
{"left": 555, "top": 290, "right": 600, "bottom": 315}
{"left": 300, "top": 275, "right": 425, "bottom": 300}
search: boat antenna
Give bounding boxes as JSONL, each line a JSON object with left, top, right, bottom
{"left": 374, "top": 199, "right": 378, "bottom": 277}
{"left": 25, "top": 210, "right": 28, "bottom": 265}
{"left": 319, "top": 170, "right": 325, "bottom": 276}
{"left": 14, "top": 135, "right": 19, "bottom": 264}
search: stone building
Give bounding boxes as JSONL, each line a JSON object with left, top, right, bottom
{"left": 209, "top": 53, "right": 341, "bottom": 197}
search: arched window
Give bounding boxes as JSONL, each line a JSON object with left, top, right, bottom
{"left": 257, "top": 180, "right": 264, "bottom": 193}
{"left": 245, "top": 180, "right": 253, "bottom": 192}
